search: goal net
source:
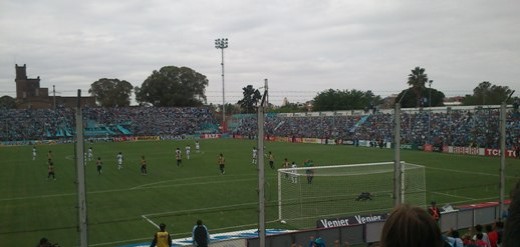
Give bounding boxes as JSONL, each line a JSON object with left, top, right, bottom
{"left": 277, "top": 161, "right": 426, "bottom": 228}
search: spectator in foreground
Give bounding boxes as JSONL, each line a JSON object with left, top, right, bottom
{"left": 149, "top": 223, "right": 171, "bottom": 247}
{"left": 380, "top": 204, "right": 443, "bottom": 247}
{"left": 192, "top": 219, "right": 210, "bottom": 247}
{"left": 503, "top": 180, "right": 520, "bottom": 246}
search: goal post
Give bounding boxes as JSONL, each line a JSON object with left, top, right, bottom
{"left": 277, "top": 161, "right": 426, "bottom": 228}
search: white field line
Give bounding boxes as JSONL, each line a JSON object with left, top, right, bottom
{"left": 431, "top": 191, "right": 477, "bottom": 200}
{"left": 0, "top": 176, "right": 258, "bottom": 202}
{"left": 426, "top": 166, "right": 504, "bottom": 177}
{"left": 141, "top": 215, "right": 159, "bottom": 229}
{"left": 131, "top": 173, "right": 257, "bottom": 190}
{"left": 142, "top": 201, "right": 258, "bottom": 217}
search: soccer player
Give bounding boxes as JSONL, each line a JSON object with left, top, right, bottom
{"left": 88, "top": 147, "right": 93, "bottom": 161}
{"left": 140, "top": 155, "right": 148, "bottom": 175}
{"left": 290, "top": 161, "right": 298, "bottom": 183}
{"left": 116, "top": 152, "right": 124, "bottom": 170}
{"left": 32, "top": 146, "right": 37, "bottom": 160}
{"left": 185, "top": 145, "right": 191, "bottom": 160}
{"left": 268, "top": 151, "right": 275, "bottom": 170}
{"left": 195, "top": 141, "right": 200, "bottom": 153}
{"left": 282, "top": 158, "right": 290, "bottom": 178}
{"left": 47, "top": 162, "right": 56, "bottom": 180}
{"left": 252, "top": 147, "right": 258, "bottom": 165}
{"left": 217, "top": 153, "right": 225, "bottom": 175}
{"left": 304, "top": 159, "right": 314, "bottom": 184}
{"left": 175, "top": 148, "right": 182, "bottom": 166}
{"left": 96, "top": 157, "right": 103, "bottom": 175}
{"left": 150, "top": 223, "right": 172, "bottom": 247}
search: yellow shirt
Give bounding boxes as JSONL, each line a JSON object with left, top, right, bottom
{"left": 154, "top": 231, "right": 170, "bottom": 247}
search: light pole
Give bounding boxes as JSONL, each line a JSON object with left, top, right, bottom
{"left": 428, "top": 80, "right": 433, "bottom": 144}
{"left": 215, "top": 38, "right": 228, "bottom": 132}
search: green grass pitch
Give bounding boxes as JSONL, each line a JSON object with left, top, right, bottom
{"left": 1, "top": 139, "right": 519, "bottom": 246}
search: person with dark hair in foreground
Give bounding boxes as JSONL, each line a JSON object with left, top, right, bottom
{"left": 380, "top": 204, "right": 443, "bottom": 247}
{"left": 150, "top": 223, "right": 171, "bottom": 247}
{"left": 503, "top": 180, "right": 520, "bottom": 246}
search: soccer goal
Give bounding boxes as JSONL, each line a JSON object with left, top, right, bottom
{"left": 277, "top": 161, "right": 426, "bottom": 228}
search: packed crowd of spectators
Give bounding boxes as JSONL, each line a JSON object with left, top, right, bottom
{"left": 82, "top": 107, "right": 218, "bottom": 136}
{"left": 231, "top": 108, "right": 520, "bottom": 149}
{"left": 1, "top": 105, "right": 518, "bottom": 149}
{"left": 0, "top": 106, "right": 218, "bottom": 141}
{"left": 0, "top": 106, "right": 75, "bottom": 141}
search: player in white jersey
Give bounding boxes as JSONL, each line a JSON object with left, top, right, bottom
{"left": 185, "top": 145, "right": 191, "bottom": 160}
{"left": 87, "top": 147, "right": 93, "bottom": 161}
{"left": 252, "top": 147, "right": 258, "bottom": 165}
{"left": 32, "top": 146, "right": 37, "bottom": 160}
{"left": 290, "top": 162, "right": 298, "bottom": 183}
{"left": 116, "top": 152, "right": 124, "bottom": 169}
{"left": 195, "top": 141, "right": 200, "bottom": 153}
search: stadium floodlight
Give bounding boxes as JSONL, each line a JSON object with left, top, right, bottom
{"left": 277, "top": 161, "right": 426, "bottom": 228}
{"left": 428, "top": 80, "right": 433, "bottom": 142}
{"left": 215, "top": 38, "right": 228, "bottom": 131}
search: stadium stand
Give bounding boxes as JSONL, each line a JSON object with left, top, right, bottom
{"left": 0, "top": 105, "right": 518, "bottom": 149}
{"left": 0, "top": 106, "right": 218, "bottom": 141}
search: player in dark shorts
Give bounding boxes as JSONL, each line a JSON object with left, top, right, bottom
{"left": 96, "top": 157, "right": 103, "bottom": 175}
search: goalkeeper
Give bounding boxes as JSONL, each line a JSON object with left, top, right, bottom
{"left": 304, "top": 160, "right": 314, "bottom": 184}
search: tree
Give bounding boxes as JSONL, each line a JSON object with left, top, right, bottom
{"left": 407, "top": 67, "right": 430, "bottom": 107}
{"left": 135, "top": 66, "right": 208, "bottom": 107}
{"left": 89, "top": 78, "right": 133, "bottom": 107}
{"left": 237, "top": 85, "right": 262, "bottom": 113}
{"left": 272, "top": 102, "right": 308, "bottom": 113}
{"left": 462, "top": 81, "right": 515, "bottom": 105}
{"left": 0, "top": 95, "right": 16, "bottom": 109}
{"left": 395, "top": 88, "right": 445, "bottom": 108}
{"left": 312, "top": 89, "right": 382, "bottom": 111}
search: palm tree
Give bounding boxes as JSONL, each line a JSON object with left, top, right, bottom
{"left": 407, "top": 67, "right": 429, "bottom": 107}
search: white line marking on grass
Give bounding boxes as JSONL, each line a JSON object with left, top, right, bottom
{"left": 447, "top": 196, "right": 500, "bottom": 205}
{"left": 427, "top": 166, "right": 505, "bottom": 177}
{"left": 141, "top": 215, "right": 160, "bottom": 228}
{"left": 1, "top": 176, "right": 259, "bottom": 202}
{"left": 142, "top": 202, "right": 258, "bottom": 217}
{"left": 0, "top": 192, "right": 77, "bottom": 201}
{"left": 431, "top": 191, "right": 476, "bottom": 200}
{"left": 130, "top": 174, "right": 253, "bottom": 189}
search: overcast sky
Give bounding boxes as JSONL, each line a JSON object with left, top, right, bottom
{"left": 0, "top": 0, "right": 518, "bottom": 105}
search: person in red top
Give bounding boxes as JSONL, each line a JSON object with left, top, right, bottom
{"left": 428, "top": 201, "right": 441, "bottom": 223}
{"left": 486, "top": 224, "right": 498, "bottom": 247}
{"left": 475, "top": 233, "right": 490, "bottom": 247}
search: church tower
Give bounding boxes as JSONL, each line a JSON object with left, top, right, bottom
{"left": 14, "top": 64, "right": 47, "bottom": 99}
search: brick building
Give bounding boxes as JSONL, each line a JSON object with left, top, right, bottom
{"left": 14, "top": 64, "right": 95, "bottom": 109}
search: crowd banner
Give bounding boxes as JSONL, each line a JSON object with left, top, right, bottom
{"left": 484, "top": 148, "right": 517, "bottom": 158}
{"left": 201, "top": 134, "right": 221, "bottom": 139}
{"left": 137, "top": 136, "right": 160, "bottom": 141}
{"left": 446, "top": 146, "right": 483, "bottom": 156}
{"left": 316, "top": 213, "right": 388, "bottom": 228}
{"left": 302, "top": 138, "right": 321, "bottom": 144}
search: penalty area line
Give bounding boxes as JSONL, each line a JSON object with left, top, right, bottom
{"left": 141, "top": 215, "right": 160, "bottom": 229}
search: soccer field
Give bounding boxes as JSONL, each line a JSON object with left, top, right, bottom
{"left": 1, "top": 139, "right": 520, "bottom": 246}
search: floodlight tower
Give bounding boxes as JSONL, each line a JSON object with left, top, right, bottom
{"left": 428, "top": 80, "right": 433, "bottom": 142}
{"left": 215, "top": 38, "right": 228, "bottom": 131}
